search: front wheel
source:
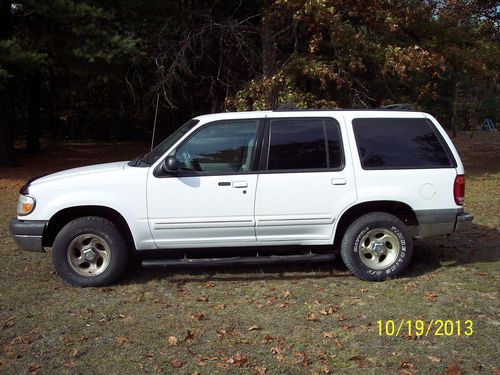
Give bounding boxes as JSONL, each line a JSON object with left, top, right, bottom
{"left": 340, "top": 212, "right": 413, "bottom": 281}
{"left": 52, "top": 216, "right": 129, "bottom": 287}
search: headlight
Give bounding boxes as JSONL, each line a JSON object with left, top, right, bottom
{"left": 17, "top": 195, "right": 36, "bottom": 216}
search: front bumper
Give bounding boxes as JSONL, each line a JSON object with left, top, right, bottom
{"left": 9, "top": 218, "right": 47, "bottom": 252}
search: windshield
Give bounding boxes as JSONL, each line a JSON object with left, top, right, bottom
{"left": 142, "top": 119, "right": 199, "bottom": 165}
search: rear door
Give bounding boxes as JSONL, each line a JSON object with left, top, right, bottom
{"left": 254, "top": 115, "right": 357, "bottom": 243}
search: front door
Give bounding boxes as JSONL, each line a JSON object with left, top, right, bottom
{"left": 147, "top": 119, "right": 262, "bottom": 248}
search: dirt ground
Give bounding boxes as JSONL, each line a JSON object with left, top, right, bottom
{"left": 0, "top": 133, "right": 498, "bottom": 374}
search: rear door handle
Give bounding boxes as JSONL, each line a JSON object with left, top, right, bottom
{"left": 331, "top": 178, "right": 347, "bottom": 185}
{"left": 232, "top": 181, "right": 248, "bottom": 188}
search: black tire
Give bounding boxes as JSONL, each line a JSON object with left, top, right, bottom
{"left": 52, "top": 216, "right": 129, "bottom": 287}
{"left": 340, "top": 212, "right": 413, "bottom": 281}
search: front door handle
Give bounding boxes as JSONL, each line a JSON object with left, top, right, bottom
{"left": 331, "top": 178, "right": 347, "bottom": 185}
{"left": 232, "top": 181, "right": 248, "bottom": 188}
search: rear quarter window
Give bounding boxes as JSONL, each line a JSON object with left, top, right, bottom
{"left": 352, "top": 118, "right": 455, "bottom": 169}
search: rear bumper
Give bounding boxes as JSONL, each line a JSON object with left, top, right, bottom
{"left": 9, "top": 218, "right": 47, "bottom": 252}
{"left": 415, "top": 209, "right": 473, "bottom": 239}
{"left": 455, "top": 212, "right": 474, "bottom": 231}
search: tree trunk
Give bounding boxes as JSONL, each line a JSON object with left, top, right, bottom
{"left": 47, "top": 67, "right": 58, "bottom": 138}
{"left": 0, "top": 0, "right": 18, "bottom": 166}
{"left": 26, "top": 72, "right": 42, "bottom": 153}
{"left": 261, "top": 13, "right": 277, "bottom": 77}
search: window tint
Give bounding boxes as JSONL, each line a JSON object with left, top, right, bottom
{"left": 353, "top": 118, "right": 453, "bottom": 169}
{"left": 326, "top": 121, "right": 342, "bottom": 168}
{"left": 267, "top": 118, "right": 342, "bottom": 170}
{"left": 176, "top": 120, "right": 258, "bottom": 172}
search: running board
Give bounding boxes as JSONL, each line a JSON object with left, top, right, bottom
{"left": 141, "top": 253, "right": 335, "bottom": 268}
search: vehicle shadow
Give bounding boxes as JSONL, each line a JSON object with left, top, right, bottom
{"left": 121, "top": 224, "right": 499, "bottom": 285}
{"left": 406, "top": 223, "right": 500, "bottom": 277}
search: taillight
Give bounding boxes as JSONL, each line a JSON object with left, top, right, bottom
{"left": 454, "top": 175, "right": 465, "bottom": 206}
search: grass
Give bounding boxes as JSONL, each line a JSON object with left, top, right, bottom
{"left": 0, "top": 133, "right": 499, "bottom": 374}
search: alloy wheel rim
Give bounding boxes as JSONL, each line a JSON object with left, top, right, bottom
{"left": 67, "top": 234, "right": 111, "bottom": 277}
{"left": 358, "top": 228, "right": 400, "bottom": 270}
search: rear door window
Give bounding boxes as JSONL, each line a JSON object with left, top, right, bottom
{"left": 352, "top": 118, "right": 454, "bottom": 169}
{"left": 267, "top": 118, "right": 343, "bottom": 171}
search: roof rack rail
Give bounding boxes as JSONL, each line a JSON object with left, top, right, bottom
{"left": 379, "top": 103, "right": 415, "bottom": 111}
{"left": 274, "top": 102, "right": 298, "bottom": 111}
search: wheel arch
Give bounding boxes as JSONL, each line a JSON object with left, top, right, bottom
{"left": 43, "top": 205, "right": 135, "bottom": 250}
{"left": 333, "top": 200, "right": 418, "bottom": 248}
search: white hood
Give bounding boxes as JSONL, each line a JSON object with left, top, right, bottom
{"left": 31, "top": 161, "right": 128, "bottom": 186}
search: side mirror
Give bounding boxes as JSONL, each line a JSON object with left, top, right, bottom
{"left": 162, "top": 156, "right": 179, "bottom": 173}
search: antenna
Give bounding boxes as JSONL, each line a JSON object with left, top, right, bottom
{"left": 150, "top": 93, "right": 160, "bottom": 151}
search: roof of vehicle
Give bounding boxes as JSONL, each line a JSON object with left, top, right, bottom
{"left": 194, "top": 109, "right": 426, "bottom": 122}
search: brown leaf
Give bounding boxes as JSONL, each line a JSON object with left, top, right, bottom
{"left": 170, "top": 359, "right": 183, "bottom": 368}
{"left": 116, "top": 336, "right": 129, "bottom": 345}
{"left": 261, "top": 335, "right": 274, "bottom": 343}
{"left": 444, "top": 364, "right": 462, "bottom": 375}
{"left": 400, "top": 361, "right": 416, "bottom": 374}
{"left": 213, "top": 303, "right": 225, "bottom": 310}
{"left": 322, "top": 331, "right": 335, "bottom": 339}
{"left": 233, "top": 353, "right": 249, "bottom": 368}
{"left": 28, "top": 364, "right": 42, "bottom": 373}
{"left": 191, "top": 312, "right": 205, "bottom": 321}
{"left": 2, "top": 316, "right": 16, "bottom": 329}
{"left": 196, "top": 296, "right": 208, "bottom": 302}
{"left": 247, "top": 325, "right": 261, "bottom": 331}
{"left": 168, "top": 336, "right": 178, "bottom": 346}
{"left": 270, "top": 346, "right": 282, "bottom": 355}
{"left": 424, "top": 291, "right": 438, "bottom": 302}
{"left": 216, "top": 329, "right": 227, "bottom": 338}
{"left": 306, "top": 313, "right": 319, "bottom": 321}
{"left": 294, "top": 351, "right": 310, "bottom": 365}
{"left": 255, "top": 366, "right": 267, "bottom": 375}
{"left": 427, "top": 355, "right": 441, "bottom": 363}
{"left": 492, "top": 368, "right": 500, "bottom": 375}
{"left": 184, "top": 330, "right": 195, "bottom": 341}
{"left": 281, "top": 289, "right": 291, "bottom": 298}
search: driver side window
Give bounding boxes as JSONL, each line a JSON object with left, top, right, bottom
{"left": 175, "top": 120, "right": 259, "bottom": 173}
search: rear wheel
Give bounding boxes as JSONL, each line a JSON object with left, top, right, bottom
{"left": 52, "top": 216, "right": 128, "bottom": 287}
{"left": 340, "top": 212, "right": 413, "bottom": 281}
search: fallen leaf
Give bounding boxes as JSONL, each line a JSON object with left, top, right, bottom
{"left": 233, "top": 353, "right": 249, "bottom": 367}
{"left": 444, "top": 364, "right": 462, "bottom": 375}
{"left": 424, "top": 291, "right": 438, "bottom": 302}
{"left": 168, "top": 336, "right": 178, "bottom": 346}
{"left": 427, "top": 355, "right": 441, "bottom": 363}
{"left": 2, "top": 316, "right": 16, "bottom": 329}
{"left": 196, "top": 296, "right": 208, "bottom": 302}
{"left": 247, "top": 325, "right": 261, "bottom": 331}
{"left": 191, "top": 313, "right": 205, "bottom": 321}
{"left": 306, "top": 313, "right": 319, "bottom": 321}
{"left": 170, "top": 359, "right": 183, "bottom": 368}
{"left": 213, "top": 303, "right": 225, "bottom": 310}
{"left": 28, "top": 364, "right": 42, "bottom": 373}
{"left": 116, "top": 336, "right": 129, "bottom": 345}
{"left": 270, "top": 346, "right": 282, "bottom": 355}
{"left": 184, "top": 330, "right": 195, "bottom": 341}
{"left": 261, "top": 335, "right": 274, "bottom": 343}
{"left": 322, "top": 332, "right": 335, "bottom": 339}
{"left": 282, "top": 289, "right": 290, "bottom": 298}
{"left": 294, "top": 351, "right": 310, "bottom": 365}
{"left": 255, "top": 366, "right": 267, "bottom": 375}
{"left": 360, "top": 288, "right": 368, "bottom": 292}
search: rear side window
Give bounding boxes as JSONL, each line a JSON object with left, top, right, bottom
{"left": 353, "top": 118, "right": 454, "bottom": 169}
{"left": 267, "top": 118, "right": 343, "bottom": 171}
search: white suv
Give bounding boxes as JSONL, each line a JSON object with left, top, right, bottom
{"left": 9, "top": 109, "right": 473, "bottom": 286}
